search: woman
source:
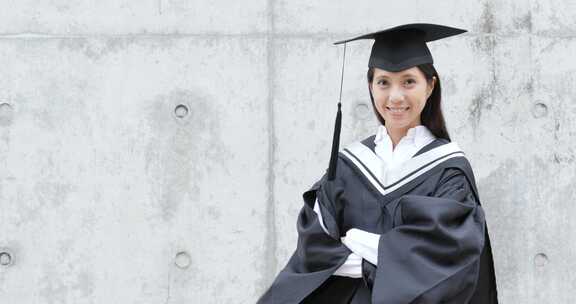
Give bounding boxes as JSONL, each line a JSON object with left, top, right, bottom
{"left": 258, "top": 23, "right": 498, "bottom": 304}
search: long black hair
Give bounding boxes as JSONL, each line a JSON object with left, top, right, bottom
{"left": 366, "top": 63, "right": 451, "bottom": 141}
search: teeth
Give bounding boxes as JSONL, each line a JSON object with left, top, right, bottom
{"left": 387, "top": 107, "right": 409, "bottom": 112}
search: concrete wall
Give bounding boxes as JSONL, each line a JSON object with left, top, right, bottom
{"left": 0, "top": 0, "right": 574, "bottom": 303}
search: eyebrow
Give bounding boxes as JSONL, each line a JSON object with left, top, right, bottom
{"left": 375, "top": 73, "right": 417, "bottom": 79}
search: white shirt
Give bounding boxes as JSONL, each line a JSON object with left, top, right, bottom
{"left": 374, "top": 124, "right": 437, "bottom": 170}
{"left": 328, "top": 124, "right": 437, "bottom": 278}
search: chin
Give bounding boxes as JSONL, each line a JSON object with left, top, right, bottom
{"left": 384, "top": 119, "right": 414, "bottom": 129}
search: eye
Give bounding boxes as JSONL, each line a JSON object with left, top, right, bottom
{"left": 377, "top": 79, "right": 388, "bottom": 86}
{"left": 404, "top": 79, "right": 416, "bottom": 85}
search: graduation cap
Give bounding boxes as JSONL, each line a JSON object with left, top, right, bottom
{"left": 327, "top": 23, "right": 466, "bottom": 180}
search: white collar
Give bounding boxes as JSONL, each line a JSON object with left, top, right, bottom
{"left": 374, "top": 125, "right": 436, "bottom": 150}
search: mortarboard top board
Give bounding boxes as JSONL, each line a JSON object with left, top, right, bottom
{"left": 326, "top": 23, "right": 467, "bottom": 180}
{"left": 333, "top": 23, "right": 467, "bottom": 72}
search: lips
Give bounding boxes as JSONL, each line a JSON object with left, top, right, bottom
{"left": 386, "top": 106, "right": 409, "bottom": 113}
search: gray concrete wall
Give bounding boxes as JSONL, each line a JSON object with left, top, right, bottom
{"left": 0, "top": 0, "right": 574, "bottom": 303}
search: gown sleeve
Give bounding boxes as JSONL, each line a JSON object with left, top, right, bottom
{"left": 257, "top": 174, "right": 362, "bottom": 304}
{"left": 314, "top": 197, "right": 364, "bottom": 278}
{"left": 370, "top": 167, "right": 487, "bottom": 304}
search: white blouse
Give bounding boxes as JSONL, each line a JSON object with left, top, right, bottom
{"left": 326, "top": 124, "right": 437, "bottom": 278}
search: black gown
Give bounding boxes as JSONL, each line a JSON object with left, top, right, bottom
{"left": 257, "top": 136, "right": 498, "bottom": 304}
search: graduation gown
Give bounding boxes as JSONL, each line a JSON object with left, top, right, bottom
{"left": 257, "top": 136, "right": 498, "bottom": 304}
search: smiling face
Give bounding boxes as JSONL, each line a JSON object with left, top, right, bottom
{"left": 368, "top": 66, "right": 435, "bottom": 131}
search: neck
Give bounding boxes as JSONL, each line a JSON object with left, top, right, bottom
{"left": 385, "top": 122, "right": 421, "bottom": 149}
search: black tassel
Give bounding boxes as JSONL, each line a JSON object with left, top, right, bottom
{"left": 327, "top": 102, "right": 342, "bottom": 181}
{"left": 328, "top": 42, "right": 346, "bottom": 181}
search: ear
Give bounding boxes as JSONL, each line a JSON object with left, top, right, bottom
{"left": 427, "top": 76, "right": 436, "bottom": 98}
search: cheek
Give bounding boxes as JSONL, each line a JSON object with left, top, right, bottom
{"left": 410, "top": 89, "right": 429, "bottom": 110}
{"left": 371, "top": 90, "right": 387, "bottom": 106}
{"left": 414, "top": 97, "right": 427, "bottom": 111}
{"left": 371, "top": 94, "right": 388, "bottom": 117}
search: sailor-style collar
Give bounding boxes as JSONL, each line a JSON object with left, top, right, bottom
{"left": 341, "top": 134, "right": 466, "bottom": 197}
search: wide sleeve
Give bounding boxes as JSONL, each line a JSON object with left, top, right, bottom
{"left": 370, "top": 168, "right": 486, "bottom": 304}
{"left": 314, "top": 194, "right": 363, "bottom": 279}
{"left": 257, "top": 175, "right": 361, "bottom": 304}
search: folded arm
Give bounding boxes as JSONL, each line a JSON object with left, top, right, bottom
{"left": 313, "top": 198, "right": 363, "bottom": 278}
{"left": 335, "top": 168, "right": 487, "bottom": 303}
{"left": 370, "top": 168, "right": 486, "bottom": 303}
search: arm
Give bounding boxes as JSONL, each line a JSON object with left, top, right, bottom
{"left": 370, "top": 168, "right": 486, "bottom": 303}
{"left": 341, "top": 228, "right": 380, "bottom": 265}
{"left": 339, "top": 228, "right": 380, "bottom": 289}
{"left": 331, "top": 251, "right": 363, "bottom": 278}
{"left": 258, "top": 175, "right": 359, "bottom": 304}
{"left": 313, "top": 198, "right": 363, "bottom": 278}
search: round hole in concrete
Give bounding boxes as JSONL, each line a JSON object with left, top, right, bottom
{"left": 0, "top": 102, "right": 14, "bottom": 126}
{"left": 354, "top": 103, "right": 371, "bottom": 120}
{"left": 534, "top": 253, "right": 548, "bottom": 267}
{"left": 532, "top": 102, "right": 548, "bottom": 118}
{"left": 174, "top": 251, "right": 191, "bottom": 269}
{"left": 0, "top": 251, "right": 12, "bottom": 266}
{"left": 174, "top": 104, "right": 189, "bottom": 119}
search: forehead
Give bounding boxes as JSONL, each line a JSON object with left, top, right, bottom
{"left": 373, "top": 66, "right": 423, "bottom": 78}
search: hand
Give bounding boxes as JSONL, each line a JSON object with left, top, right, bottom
{"left": 332, "top": 252, "right": 363, "bottom": 278}
{"left": 341, "top": 228, "right": 380, "bottom": 265}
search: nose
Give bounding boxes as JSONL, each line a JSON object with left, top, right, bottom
{"left": 388, "top": 86, "right": 405, "bottom": 103}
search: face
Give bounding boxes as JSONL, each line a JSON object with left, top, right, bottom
{"left": 369, "top": 66, "right": 435, "bottom": 130}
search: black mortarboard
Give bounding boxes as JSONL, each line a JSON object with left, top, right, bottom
{"left": 334, "top": 23, "right": 467, "bottom": 72}
{"left": 327, "top": 23, "right": 466, "bottom": 180}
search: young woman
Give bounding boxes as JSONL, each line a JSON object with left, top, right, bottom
{"left": 258, "top": 23, "right": 498, "bottom": 304}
